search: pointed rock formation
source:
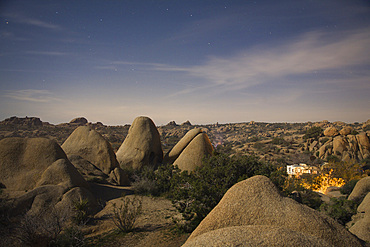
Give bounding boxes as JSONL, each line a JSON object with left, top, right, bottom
{"left": 62, "top": 126, "right": 119, "bottom": 174}
{"left": 0, "top": 137, "right": 68, "bottom": 190}
{"left": 163, "top": 128, "right": 203, "bottom": 164}
{"left": 116, "top": 116, "right": 163, "bottom": 170}
{"left": 174, "top": 132, "right": 213, "bottom": 172}
{"left": 185, "top": 175, "right": 363, "bottom": 247}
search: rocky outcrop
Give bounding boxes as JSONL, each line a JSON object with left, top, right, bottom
{"left": 181, "top": 120, "right": 192, "bottom": 126}
{"left": 174, "top": 133, "right": 213, "bottom": 172}
{"left": 185, "top": 175, "right": 363, "bottom": 247}
{"left": 0, "top": 116, "right": 43, "bottom": 127}
{"left": 0, "top": 137, "right": 68, "bottom": 190}
{"left": 116, "top": 116, "right": 163, "bottom": 170}
{"left": 166, "top": 121, "right": 178, "bottom": 127}
{"left": 313, "top": 132, "right": 369, "bottom": 162}
{"left": 62, "top": 126, "right": 119, "bottom": 174}
{"left": 69, "top": 117, "right": 88, "bottom": 125}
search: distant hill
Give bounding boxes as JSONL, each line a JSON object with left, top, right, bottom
{"left": 1, "top": 116, "right": 369, "bottom": 166}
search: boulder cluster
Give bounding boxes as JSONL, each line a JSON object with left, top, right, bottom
{"left": 306, "top": 126, "right": 370, "bottom": 161}
{"left": 0, "top": 116, "right": 213, "bottom": 218}
{"left": 184, "top": 175, "right": 365, "bottom": 247}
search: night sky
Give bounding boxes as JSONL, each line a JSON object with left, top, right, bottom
{"left": 1, "top": 0, "right": 369, "bottom": 125}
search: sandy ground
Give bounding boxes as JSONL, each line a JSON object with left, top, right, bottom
{"left": 85, "top": 183, "right": 190, "bottom": 246}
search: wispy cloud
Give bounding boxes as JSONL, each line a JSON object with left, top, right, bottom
{"left": 4, "top": 13, "right": 62, "bottom": 30}
{"left": 4, "top": 89, "right": 60, "bottom": 103}
{"left": 26, "top": 51, "right": 69, "bottom": 56}
{"left": 156, "top": 28, "right": 370, "bottom": 94}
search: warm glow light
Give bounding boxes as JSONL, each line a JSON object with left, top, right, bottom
{"left": 300, "top": 169, "right": 345, "bottom": 194}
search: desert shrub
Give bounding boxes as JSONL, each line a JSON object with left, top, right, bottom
{"left": 283, "top": 177, "right": 323, "bottom": 210}
{"left": 131, "top": 175, "right": 158, "bottom": 195}
{"left": 326, "top": 155, "right": 340, "bottom": 163}
{"left": 72, "top": 199, "right": 90, "bottom": 225}
{"left": 303, "top": 127, "right": 322, "bottom": 140}
{"left": 15, "top": 209, "right": 67, "bottom": 246}
{"left": 50, "top": 226, "right": 85, "bottom": 247}
{"left": 299, "top": 190, "right": 323, "bottom": 210}
{"left": 213, "top": 142, "right": 233, "bottom": 155}
{"left": 111, "top": 195, "right": 142, "bottom": 233}
{"left": 319, "top": 197, "right": 358, "bottom": 225}
{"left": 170, "top": 154, "right": 286, "bottom": 232}
{"left": 340, "top": 179, "right": 359, "bottom": 195}
{"left": 253, "top": 141, "right": 265, "bottom": 150}
{"left": 328, "top": 161, "right": 363, "bottom": 183}
{"left": 271, "top": 137, "right": 288, "bottom": 146}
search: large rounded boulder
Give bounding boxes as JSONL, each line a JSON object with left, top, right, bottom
{"left": 116, "top": 116, "right": 163, "bottom": 170}
{"left": 185, "top": 175, "right": 363, "bottom": 247}
{"left": 173, "top": 132, "right": 213, "bottom": 172}
{"left": 62, "top": 126, "right": 119, "bottom": 174}
{"left": 324, "top": 126, "right": 339, "bottom": 137}
{"left": 36, "top": 159, "right": 88, "bottom": 189}
{"left": 183, "top": 225, "right": 331, "bottom": 247}
{"left": 0, "top": 137, "right": 68, "bottom": 190}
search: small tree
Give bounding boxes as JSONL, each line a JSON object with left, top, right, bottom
{"left": 111, "top": 195, "right": 142, "bottom": 233}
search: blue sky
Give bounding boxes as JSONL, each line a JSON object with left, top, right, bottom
{"left": 1, "top": 0, "right": 369, "bottom": 125}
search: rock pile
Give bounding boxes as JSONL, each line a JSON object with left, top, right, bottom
{"left": 313, "top": 132, "right": 370, "bottom": 161}
{"left": 184, "top": 175, "right": 363, "bottom": 247}
{"left": 0, "top": 137, "right": 98, "bottom": 216}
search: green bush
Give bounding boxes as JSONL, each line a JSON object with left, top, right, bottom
{"left": 319, "top": 197, "right": 358, "bottom": 225}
